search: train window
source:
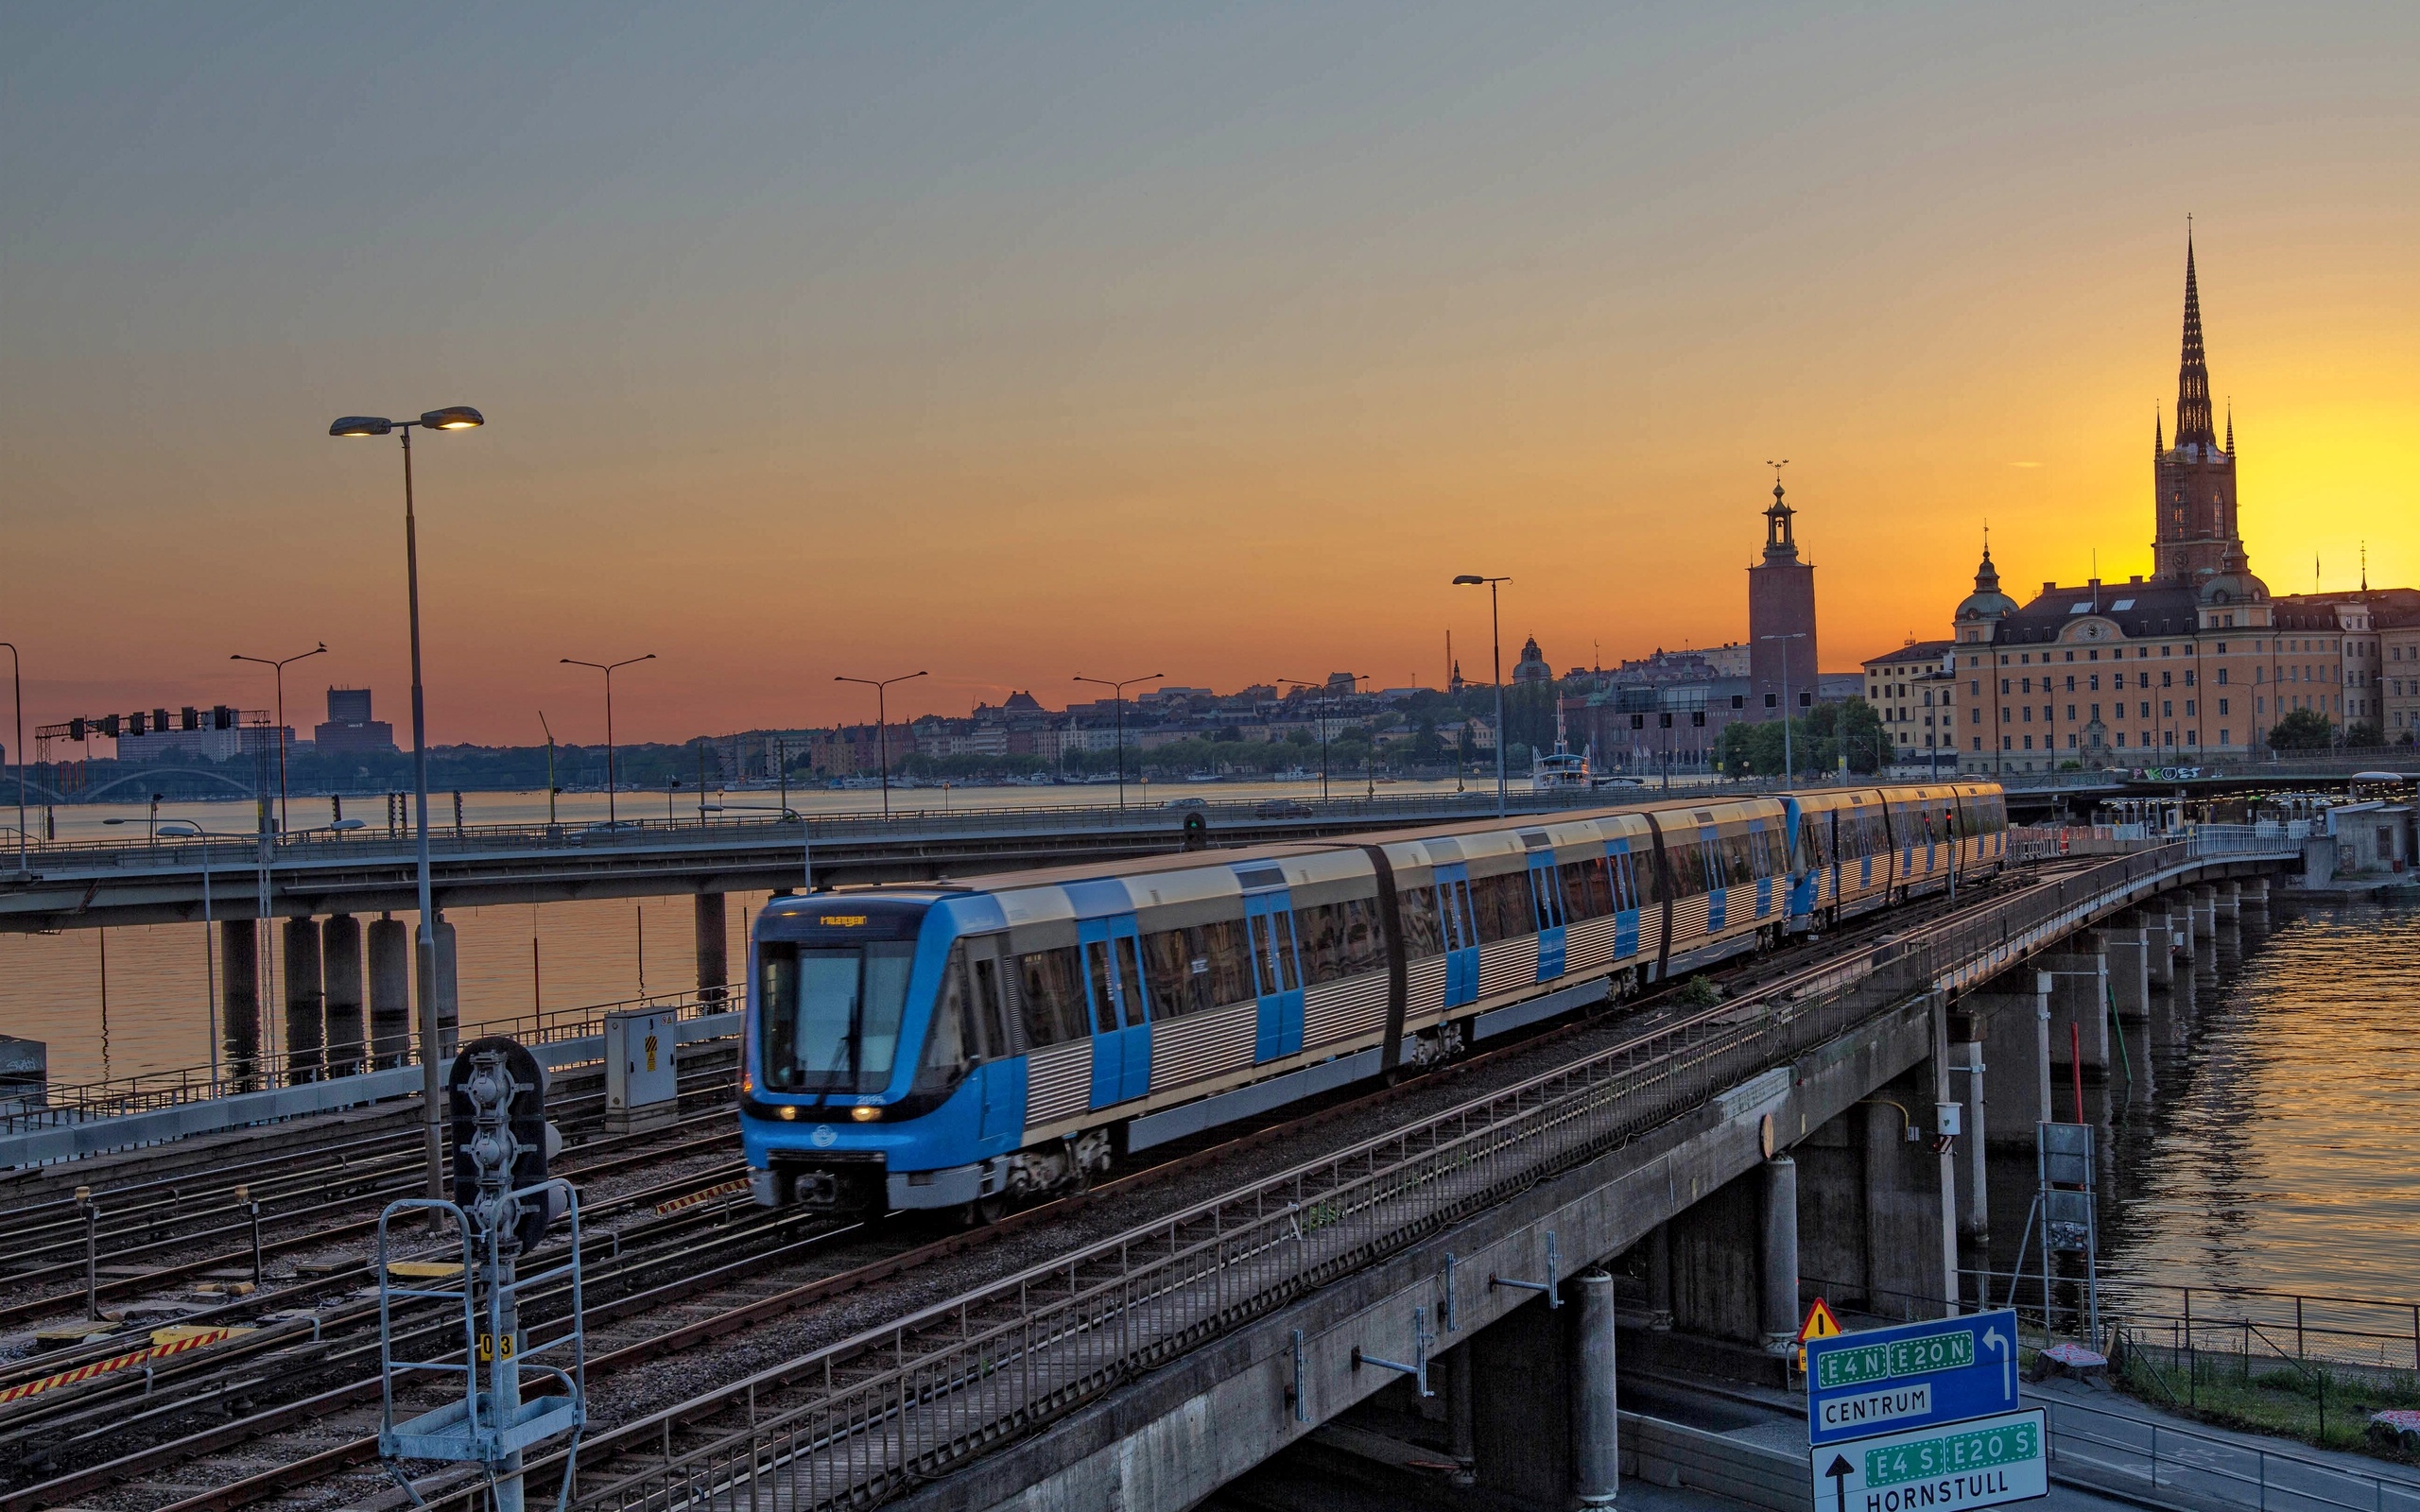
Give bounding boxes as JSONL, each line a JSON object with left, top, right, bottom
{"left": 1246, "top": 910, "right": 1302, "bottom": 994}
{"left": 1295, "top": 902, "right": 1345, "bottom": 986}
{"left": 757, "top": 939, "right": 918, "bottom": 1095}
{"left": 1560, "top": 857, "right": 1611, "bottom": 921}
{"left": 1016, "top": 947, "right": 1087, "bottom": 1048}
{"left": 1798, "top": 817, "right": 1828, "bottom": 870}
{"left": 1142, "top": 928, "right": 1201, "bottom": 1020}
{"left": 1083, "top": 941, "right": 1127, "bottom": 1033}
{"left": 1338, "top": 896, "right": 1384, "bottom": 977}
{"left": 1530, "top": 866, "right": 1564, "bottom": 931}
{"left": 1196, "top": 918, "right": 1253, "bottom": 1006}
{"left": 1399, "top": 886, "right": 1444, "bottom": 959}
{"left": 1470, "top": 871, "right": 1527, "bottom": 944}
{"left": 913, "top": 954, "right": 973, "bottom": 1094}
{"left": 967, "top": 954, "right": 1008, "bottom": 1058}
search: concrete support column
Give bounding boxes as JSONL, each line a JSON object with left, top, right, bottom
{"left": 1572, "top": 1269, "right": 1619, "bottom": 1507}
{"left": 2044, "top": 950, "right": 2109, "bottom": 1081}
{"left": 2216, "top": 881, "right": 2242, "bottom": 920}
{"left": 2172, "top": 893, "right": 2198, "bottom": 956}
{"left": 220, "top": 919, "right": 261, "bottom": 1091}
{"left": 2190, "top": 885, "right": 2219, "bottom": 939}
{"left": 1856, "top": 1061, "right": 1958, "bottom": 1321}
{"left": 322, "top": 915, "right": 365, "bottom": 1075}
{"left": 1974, "top": 971, "right": 2051, "bottom": 1145}
{"left": 1473, "top": 1294, "right": 1572, "bottom": 1504}
{"left": 1759, "top": 1153, "right": 1800, "bottom": 1352}
{"left": 1643, "top": 1221, "right": 1674, "bottom": 1329}
{"left": 2241, "top": 877, "right": 2271, "bottom": 916}
{"left": 2099, "top": 927, "right": 2151, "bottom": 1020}
{"left": 695, "top": 892, "right": 729, "bottom": 1003}
{"left": 1446, "top": 1343, "right": 1476, "bottom": 1485}
{"left": 2144, "top": 902, "right": 2178, "bottom": 985}
{"left": 1945, "top": 1003, "right": 1989, "bottom": 1240}
{"left": 368, "top": 918, "right": 411, "bottom": 1068}
{"left": 428, "top": 916, "right": 459, "bottom": 1060}
{"left": 284, "top": 917, "right": 324, "bottom": 1084}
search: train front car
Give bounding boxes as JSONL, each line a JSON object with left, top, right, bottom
{"left": 742, "top": 890, "right": 1020, "bottom": 1219}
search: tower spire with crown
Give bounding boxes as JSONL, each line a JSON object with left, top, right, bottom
{"left": 2174, "top": 230, "right": 2216, "bottom": 449}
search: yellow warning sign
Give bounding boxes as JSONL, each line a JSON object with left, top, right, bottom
{"left": 1796, "top": 1297, "right": 1841, "bottom": 1371}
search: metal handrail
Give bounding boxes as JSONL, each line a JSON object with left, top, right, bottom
{"left": 2039, "top": 1389, "right": 2420, "bottom": 1512}
{"left": 563, "top": 842, "right": 2265, "bottom": 1512}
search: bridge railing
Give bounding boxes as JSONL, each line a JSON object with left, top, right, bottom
{"left": 1, "top": 987, "right": 737, "bottom": 1132}
{"left": 560, "top": 841, "right": 2266, "bottom": 1512}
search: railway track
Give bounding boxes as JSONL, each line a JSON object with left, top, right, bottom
{"left": 4, "top": 868, "right": 2049, "bottom": 1512}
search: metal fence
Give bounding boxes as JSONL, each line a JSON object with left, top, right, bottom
{"left": 563, "top": 840, "right": 2287, "bottom": 1512}
{"left": 2042, "top": 1391, "right": 2420, "bottom": 1512}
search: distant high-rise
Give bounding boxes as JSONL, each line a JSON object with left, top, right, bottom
{"left": 315, "top": 685, "right": 397, "bottom": 755}
{"left": 1747, "top": 478, "right": 1819, "bottom": 718}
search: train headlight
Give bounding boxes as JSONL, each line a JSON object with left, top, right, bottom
{"left": 778, "top": 1106, "right": 798, "bottom": 1121}
{"left": 850, "top": 1105, "right": 880, "bottom": 1123}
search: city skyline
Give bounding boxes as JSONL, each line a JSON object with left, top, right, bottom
{"left": 6, "top": 6, "right": 2416, "bottom": 745}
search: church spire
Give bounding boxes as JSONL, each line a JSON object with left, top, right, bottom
{"left": 2154, "top": 406, "right": 2164, "bottom": 457}
{"left": 2174, "top": 230, "right": 2216, "bottom": 448}
{"left": 2225, "top": 401, "right": 2233, "bottom": 455}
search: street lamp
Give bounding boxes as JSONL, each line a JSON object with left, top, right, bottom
{"left": 229, "top": 643, "right": 326, "bottom": 834}
{"left": 2, "top": 642, "right": 22, "bottom": 879}
{"left": 1758, "top": 631, "right": 1807, "bottom": 782}
{"left": 1072, "top": 672, "right": 1163, "bottom": 810}
{"left": 834, "top": 671, "right": 926, "bottom": 817}
{"left": 1452, "top": 576, "right": 1511, "bottom": 817}
{"left": 329, "top": 404, "right": 483, "bottom": 1208}
{"left": 561, "top": 655, "right": 655, "bottom": 825}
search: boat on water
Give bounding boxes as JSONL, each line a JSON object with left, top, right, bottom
{"left": 1184, "top": 772, "right": 1221, "bottom": 783}
{"left": 1531, "top": 747, "right": 1591, "bottom": 791}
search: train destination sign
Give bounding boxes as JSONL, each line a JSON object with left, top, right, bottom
{"left": 1806, "top": 1310, "right": 2020, "bottom": 1445}
{"left": 1810, "top": 1408, "right": 2047, "bottom": 1512}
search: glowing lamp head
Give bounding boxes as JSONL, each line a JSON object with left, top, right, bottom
{"left": 1452, "top": 574, "right": 1485, "bottom": 586}
{"left": 330, "top": 416, "right": 394, "bottom": 438}
{"left": 850, "top": 1105, "right": 880, "bottom": 1123}
{"left": 421, "top": 406, "right": 484, "bottom": 431}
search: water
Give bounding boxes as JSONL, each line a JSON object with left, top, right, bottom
{"left": 2090, "top": 900, "right": 2420, "bottom": 1305}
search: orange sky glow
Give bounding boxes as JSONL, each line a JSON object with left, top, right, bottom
{"left": 4, "top": 7, "right": 2414, "bottom": 747}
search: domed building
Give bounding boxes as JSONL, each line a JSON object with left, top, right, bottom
{"left": 1512, "top": 637, "right": 1553, "bottom": 685}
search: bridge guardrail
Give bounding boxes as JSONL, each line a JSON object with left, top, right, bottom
{"left": 558, "top": 838, "right": 2294, "bottom": 1512}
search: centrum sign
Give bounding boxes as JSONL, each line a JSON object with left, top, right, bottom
{"left": 1806, "top": 1310, "right": 2020, "bottom": 1445}
{"left": 1811, "top": 1408, "right": 2048, "bottom": 1512}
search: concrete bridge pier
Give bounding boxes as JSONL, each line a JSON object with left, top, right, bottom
{"left": 1799, "top": 1054, "right": 1956, "bottom": 1322}
{"left": 2142, "top": 901, "right": 2178, "bottom": 986}
{"left": 2099, "top": 926, "right": 2151, "bottom": 1021}
{"left": 1640, "top": 1220, "right": 1674, "bottom": 1330}
{"left": 2044, "top": 950, "right": 2109, "bottom": 1086}
{"left": 322, "top": 915, "right": 365, "bottom": 1075}
{"left": 1973, "top": 970, "right": 2051, "bottom": 1145}
{"left": 1667, "top": 1153, "right": 1801, "bottom": 1356}
{"left": 1758, "top": 1154, "right": 1801, "bottom": 1350}
{"left": 367, "top": 916, "right": 411, "bottom": 1067}
{"left": 2191, "top": 885, "right": 2220, "bottom": 945}
{"left": 696, "top": 892, "right": 729, "bottom": 1003}
{"left": 2240, "top": 876, "right": 2271, "bottom": 927}
{"left": 1458, "top": 1266, "right": 1620, "bottom": 1506}
{"left": 2169, "top": 892, "right": 2197, "bottom": 958}
{"left": 2216, "top": 880, "right": 2242, "bottom": 922}
{"left": 220, "top": 919, "right": 261, "bottom": 1091}
{"left": 429, "top": 916, "right": 459, "bottom": 1059}
{"left": 284, "top": 918, "right": 323, "bottom": 1084}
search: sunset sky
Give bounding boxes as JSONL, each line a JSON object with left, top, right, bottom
{"left": 5, "top": 4, "right": 2416, "bottom": 747}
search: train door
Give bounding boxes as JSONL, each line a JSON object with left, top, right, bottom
{"left": 1080, "top": 915, "right": 1150, "bottom": 1109}
{"left": 1244, "top": 889, "right": 1305, "bottom": 1062}
{"left": 1433, "top": 863, "right": 1480, "bottom": 1006}
{"left": 963, "top": 936, "right": 1023, "bottom": 1143}
{"left": 1527, "top": 850, "right": 1566, "bottom": 980}
{"left": 1700, "top": 830, "right": 1728, "bottom": 933}
{"left": 1608, "top": 842, "right": 1643, "bottom": 959}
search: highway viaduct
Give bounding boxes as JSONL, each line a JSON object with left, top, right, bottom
{"left": 552, "top": 832, "right": 2294, "bottom": 1512}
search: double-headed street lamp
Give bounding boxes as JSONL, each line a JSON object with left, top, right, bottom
{"left": 561, "top": 655, "right": 655, "bottom": 825}
{"left": 1072, "top": 672, "right": 1162, "bottom": 810}
{"left": 230, "top": 644, "right": 326, "bottom": 834}
{"left": 329, "top": 404, "right": 484, "bottom": 1208}
{"left": 1452, "top": 576, "right": 1511, "bottom": 817}
{"left": 835, "top": 671, "right": 926, "bottom": 817}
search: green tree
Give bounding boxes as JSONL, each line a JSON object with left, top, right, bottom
{"left": 2343, "top": 719, "right": 2384, "bottom": 748}
{"left": 2268, "top": 709, "right": 2334, "bottom": 750}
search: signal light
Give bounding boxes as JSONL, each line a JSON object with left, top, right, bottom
{"left": 99, "top": 713, "right": 122, "bottom": 738}
{"left": 67, "top": 718, "right": 86, "bottom": 742}
{"left": 212, "top": 705, "right": 234, "bottom": 730}
{"left": 127, "top": 711, "right": 147, "bottom": 736}
{"left": 182, "top": 707, "right": 199, "bottom": 730}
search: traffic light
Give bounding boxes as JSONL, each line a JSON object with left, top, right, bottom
{"left": 154, "top": 708, "right": 170, "bottom": 733}
{"left": 127, "top": 711, "right": 147, "bottom": 736}
{"left": 98, "top": 713, "right": 121, "bottom": 738}
{"left": 212, "top": 706, "right": 234, "bottom": 730}
{"left": 67, "top": 718, "right": 86, "bottom": 742}
{"left": 448, "top": 1036, "right": 556, "bottom": 1253}
{"left": 181, "top": 707, "right": 199, "bottom": 731}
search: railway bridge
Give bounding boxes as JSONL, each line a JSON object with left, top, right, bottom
{"left": 533, "top": 830, "right": 2294, "bottom": 1512}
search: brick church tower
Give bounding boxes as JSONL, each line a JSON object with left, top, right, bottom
{"left": 2153, "top": 234, "right": 2255, "bottom": 588}
{"left": 1747, "top": 475, "right": 1818, "bottom": 719}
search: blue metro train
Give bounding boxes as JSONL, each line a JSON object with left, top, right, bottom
{"left": 741, "top": 782, "right": 2008, "bottom": 1218}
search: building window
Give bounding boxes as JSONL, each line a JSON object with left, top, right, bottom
{"left": 2023, "top": 735, "right": 2033, "bottom": 749}
{"left": 2165, "top": 731, "right": 2176, "bottom": 747}
{"left": 2002, "top": 736, "right": 2013, "bottom": 750}
{"left": 2218, "top": 698, "right": 2229, "bottom": 715}
{"left": 2066, "top": 704, "right": 2076, "bottom": 721}
{"left": 2023, "top": 707, "right": 2032, "bottom": 722}
{"left": 2161, "top": 671, "right": 2173, "bottom": 687}
{"left": 1971, "top": 709, "right": 1980, "bottom": 725}
{"left": 2184, "top": 670, "right": 2195, "bottom": 686}
{"left": 2185, "top": 700, "right": 2195, "bottom": 716}
{"left": 2115, "top": 732, "right": 2125, "bottom": 747}
{"left": 2221, "top": 730, "right": 2230, "bottom": 745}
{"left": 2088, "top": 674, "right": 2100, "bottom": 691}
{"left": 2187, "top": 730, "right": 2198, "bottom": 746}
{"left": 2067, "top": 734, "right": 2078, "bottom": 749}
{"left": 2217, "top": 667, "right": 2229, "bottom": 684}
{"left": 2163, "top": 700, "right": 2173, "bottom": 717}
{"left": 1972, "top": 737, "right": 1982, "bottom": 751}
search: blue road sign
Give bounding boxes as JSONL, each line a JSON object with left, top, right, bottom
{"left": 1806, "top": 1308, "right": 2021, "bottom": 1445}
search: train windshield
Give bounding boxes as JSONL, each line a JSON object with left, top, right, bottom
{"left": 758, "top": 940, "right": 918, "bottom": 1095}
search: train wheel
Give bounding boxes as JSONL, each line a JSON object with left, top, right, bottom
{"left": 962, "top": 1194, "right": 1008, "bottom": 1228}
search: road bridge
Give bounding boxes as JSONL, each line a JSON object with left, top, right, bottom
{"left": 543, "top": 830, "right": 2293, "bottom": 1512}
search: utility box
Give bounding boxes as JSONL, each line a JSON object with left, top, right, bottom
{"left": 0, "top": 1036, "right": 45, "bottom": 1117}
{"left": 604, "top": 1008, "right": 679, "bottom": 1134}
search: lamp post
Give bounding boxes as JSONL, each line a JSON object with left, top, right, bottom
{"left": 1452, "top": 576, "right": 1510, "bottom": 817}
{"left": 330, "top": 404, "right": 484, "bottom": 1208}
{"left": 1072, "top": 672, "right": 1163, "bottom": 810}
{"left": 1759, "top": 631, "right": 1807, "bottom": 782}
{"left": 537, "top": 712, "right": 559, "bottom": 828}
{"left": 560, "top": 655, "right": 654, "bottom": 826}
{"left": 2, "top": 642, "right": 22, "bottom": 878}
{"left": 835, "top": 671, "right": 926, "bottom": 817}
{"left": 229, "top": 644, "right": 326, "bottom": 834}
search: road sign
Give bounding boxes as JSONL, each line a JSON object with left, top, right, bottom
{"left": 1806, "top": 1309, "right": 2020, "bottom": 1445}
{"left": 1810, "top": 1407, "right": 2046, "bottom": 1512}
{"left": 1798, "top": 1297, "right": 1841, "bottom": 1371}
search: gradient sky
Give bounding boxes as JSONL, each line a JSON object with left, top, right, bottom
{"left": 5, "top": 4, "right": 2415, "bottom": 747}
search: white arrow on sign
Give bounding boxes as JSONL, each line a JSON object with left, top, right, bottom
{"left": 1983, "top": 1324, "right": 2013, "bottom": 1400}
